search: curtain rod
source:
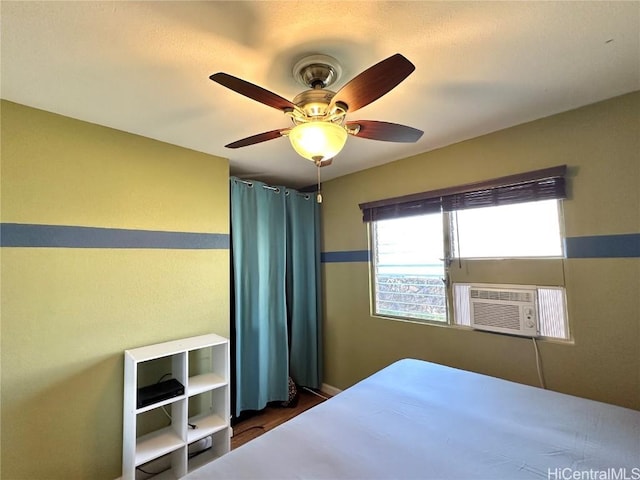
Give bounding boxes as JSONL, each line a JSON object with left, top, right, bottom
{"left": 233, "top": 178, "right": 312, "bottom": 199}
{"left": 234, "top": 178, "right": 279, "bottom": 191}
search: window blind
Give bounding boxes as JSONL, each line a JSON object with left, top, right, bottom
{"left": 359, "top": 165, "right": 567, "bottom": 222}
{"left": 441, "top": 176, "right": 566, "bottom": 211}
{"left": 361, "top": 196, "right": 441, "bottom": 222}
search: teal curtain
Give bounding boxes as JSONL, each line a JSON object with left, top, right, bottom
{"left": 230, "top": 178, "right": 322, "bottom": 416}
{"left": 286, "top": 190, "right": 322, "bottom": 388}
{"left": 231, "top": 179, "right": 289, "bottom": 415}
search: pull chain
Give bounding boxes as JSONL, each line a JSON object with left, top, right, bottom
{"left": 316, "top": 162, "right": 323, "bottom": 203}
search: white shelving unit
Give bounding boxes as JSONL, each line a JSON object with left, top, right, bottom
{"left": 122, "top": 334, "right": 230, "bottom": 480}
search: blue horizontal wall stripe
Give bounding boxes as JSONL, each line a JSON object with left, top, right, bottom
{"left": 0, "top": 223, "right": 229, "bottom": 249}
{"left": 322, "top": 234, "right": 640, "bottom": 263}
{"left": 3, "top": 224, "right": 636, "bottom": 257}
{"left": 321, "top": 250, "right": 370, "bottom": 263}
{"left": 565, "top": 233, "right": 640, "bottom": 258}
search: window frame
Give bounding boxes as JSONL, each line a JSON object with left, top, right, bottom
{"left": 368, "top": 200, "right": 568, "bottom": 335}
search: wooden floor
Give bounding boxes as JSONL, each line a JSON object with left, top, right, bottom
{"left": 231, "top": 389, "right": 328, "bottom": 449}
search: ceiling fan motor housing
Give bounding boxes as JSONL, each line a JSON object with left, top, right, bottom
{"left": 292, "top": 89, "right": 336, "bottom": 118}
{"left": 293, "top": 54, "right": 343, "bottom": 89}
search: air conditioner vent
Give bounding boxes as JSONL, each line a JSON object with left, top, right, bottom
{"left": 469, "top": 284, "right": 538, "bottom": 337}
{"left": 472, "top": 303, "right": 521, "bottom": 330}
{"left": 470, "top": 289, "right": 533, "bottom": 303}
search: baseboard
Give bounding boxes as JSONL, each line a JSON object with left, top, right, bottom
{"left": 321, "top": 383, "right": 342, "bottom": 397}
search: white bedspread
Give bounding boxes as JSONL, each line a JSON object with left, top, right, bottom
{"left": 186, "top": 359, "right": 640, "bottom": 479}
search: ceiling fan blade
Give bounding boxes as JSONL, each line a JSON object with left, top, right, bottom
{"left": 331, "top": 54, "right": 415, "bottom": 113}
{"left": 210, "top": 72, "right": 296, "bottom": 112}
{"left": 225, "top": 129, "right": 285, "bottom": 149}
{"left": 346, "top": 120, "right": 424, "bottom": 143}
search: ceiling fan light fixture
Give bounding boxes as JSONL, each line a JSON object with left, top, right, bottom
{"left": 288, "top": 121, "right": 348, "bottom": 163}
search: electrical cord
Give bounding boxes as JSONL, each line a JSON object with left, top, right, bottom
{"left": 233, "top": 425, "right": 266, "bottom": 436}
{"left": 302, "top": 386, "right": 330, "bottom": 400}
{"left": 160, "top": 405, "right": 172, "bottom": 421}
{"left": 136, "top": 465, "right": 162, "bottom": 475}
{"left": 157, "top": 373, "right": 197, "bottom": 429}
{"left": 161, "top": 406, "right": 197, "bottom": 429}
{"left": 532, "top": 337, "right": 546, "bottom": 389}
{"left": 454, "top": 210, "right": 462, "bottom": 269}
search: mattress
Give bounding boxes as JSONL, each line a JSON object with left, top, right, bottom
{"left": 186, "top": 359, "right": 640, "bottom": 479}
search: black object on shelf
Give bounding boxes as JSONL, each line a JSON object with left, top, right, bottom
{"left": 137, "top": 378, "right": 185, "bottom": 408}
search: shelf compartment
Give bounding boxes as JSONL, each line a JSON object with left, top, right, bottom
{"left": 188, "top": 342, "right": 229, "bottom": 387}
{"left": 188, "top": 373, "right": 226, "bottom": 396}
{"left": 135, "top": 354, "right": 185, "bottom": 391}
{"left": 187, "top": 412, "right": 227, "bottom": 444}
{"left": 187, "top": 448, "right": 219, "bottom": 474}
{"left": 187, "top": 430, "right": 229, "bottom": 473}
{"left": 135, "top": 427, "right": 184, "bottom": 466}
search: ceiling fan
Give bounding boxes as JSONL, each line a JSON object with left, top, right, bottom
{"left": 209, "top": 53, "right": 424, "bottom": 167}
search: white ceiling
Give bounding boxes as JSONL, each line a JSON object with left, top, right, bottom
{"left": 2, "top": 1, "right": 639, "bottom": 189}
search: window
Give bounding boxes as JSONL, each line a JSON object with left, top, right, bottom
{"left": 372, "top": 213, "right": 446, "bottom": 322}
{"left": 362, "top": 166, "right": 570, "bottom": 338}
{"left": 451, "top": 199, "right": 564, "bottom": 259}
{"left": 371, "top": 200, "right": 564, "bottom": 321}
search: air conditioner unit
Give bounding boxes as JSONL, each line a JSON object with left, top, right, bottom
{"left": 469, "top": 284, "right": 538, "bottom": 337}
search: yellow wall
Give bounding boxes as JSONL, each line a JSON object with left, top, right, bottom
{"left": 321, "top": 92, "right": 640, "bottom": 410}
{"left": 1, "top": 91, "right": 638, "bottom": 478}
{"left": 0, "top": 101, "right": 230, "bottom": 479}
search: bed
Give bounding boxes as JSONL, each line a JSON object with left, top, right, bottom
{"left": 186, "top": 359, "right": 640, "bottom": 479}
